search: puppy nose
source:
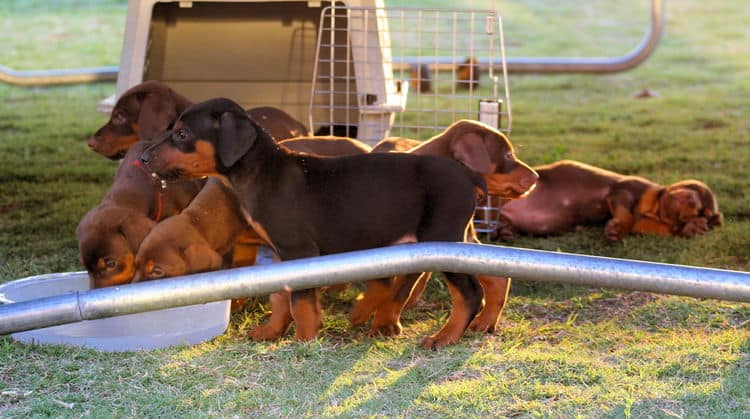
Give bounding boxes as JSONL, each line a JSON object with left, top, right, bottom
{"left": 86, "top": 137, "right": 97, "bottom": 149}
{"left": 140, "top": 149, "right": 151, "bottom": 163}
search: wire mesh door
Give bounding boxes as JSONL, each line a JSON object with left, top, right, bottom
{"left": 309, "top": 5, "right": 512, "bottom": 146}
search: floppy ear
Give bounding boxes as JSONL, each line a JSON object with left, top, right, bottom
{"left": 218, "top": 111, "right": 257, "bottom": 168}
{"left": 686, "top": 183, "right": 723, "bottom": 228}
{"left": 119, "top": 214, "right": 157, "bottom": 251}
{"left": 450, "top": 131, "right": 493, "bottom": 173}
{"left": 137, "top": 92, "right": 178, "bottom": 142}
{"left": 183, "top": 244, "right": 223, "bottom": 273}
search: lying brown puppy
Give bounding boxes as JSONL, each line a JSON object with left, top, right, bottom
{"left": 354, "top": 120, "right": 538, "bottom": 334}
{"left": 87, "top": 81, "right": 308, "bottom": 159}
{"left": 496, "top": 160, "right": 722, "bottom": 242}
{"left": 141, "top": 98, "right": 487, "bottom": 349}
{"left": 77, "top": 141, "right": 204, "bottom": 288}
{"left": 133, "top": 136, "right": 371, "bottom": 282}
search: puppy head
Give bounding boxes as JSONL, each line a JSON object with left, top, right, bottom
{"left": 140, "top": 98, "right": 257, "bottom": 180}
{"left": 76, "top": 205, "right": 156, "bottom": 288}
{"left": 134, "top": 217, "right": 223, "bottom": 282}
{"left": 661, "top": 180, "right": 723, "bottom": 227}
{"left": 87, "top": 81, "right": 183, "bottom": 159}
{"left": 440, "top": 119, "right": 538, "bottom": 198}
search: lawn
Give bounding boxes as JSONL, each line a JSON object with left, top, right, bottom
{"left": 1, "top": 0, "right": 749, "bottom": 416}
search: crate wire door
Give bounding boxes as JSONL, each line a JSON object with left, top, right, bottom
{"left": 309, "top": 6, "right": 512, "bottom": 145}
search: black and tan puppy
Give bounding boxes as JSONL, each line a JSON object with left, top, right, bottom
{"left": 88, "top": 81, "right": 309, "bottom": 159}
{"left": 77, "top": 141, "right": 204, "bottom": 288}
{"left": 141, "top": 98, "right": 487, "bottom": 350}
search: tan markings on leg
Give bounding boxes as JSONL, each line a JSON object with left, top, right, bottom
{"left": 421, "top": 280, "right": 475, "bottom": 350}
{"left": 469, "top": 275, "right": 510, "bottom": 333}
{"left": 370, "top": 272, "right": 423, "bottom": 337}
{"left": 249, "top": 290, "right": 293, "bottom": 341}
{"left": 402, "top": 272, "right": 430, "bottom": 309}
{"left": 291, "top": 289, "right": 322, "bottom": 341}
{"left": 350, "top": 279, "right": 392, "bottom": 326}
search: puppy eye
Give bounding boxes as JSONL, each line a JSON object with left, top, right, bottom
{"left": 149, "top": 266, "right": 165, "bottom": 278}
{"left": 111, "top": 112, "right": 126, "bottom": 125}
{"left": 104, "top": 258, "right": 118, "bottom": 270}
{"left": 173, "top": 129, "right": 188, "bottom": 142}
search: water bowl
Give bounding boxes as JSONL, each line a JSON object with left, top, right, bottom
{"left": 0, "top": 271, "right": 230, "bottom": 352}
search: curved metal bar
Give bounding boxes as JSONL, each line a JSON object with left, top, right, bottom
{"left": 1, "top": 241, "right": 748, "bottom": 335}
{"left": 393, "top": 0, "right": 664, "bottom": 74}
{"left": 0, "top": 65, "right": 118, "bottom": 86}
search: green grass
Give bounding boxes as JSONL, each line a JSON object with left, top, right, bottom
{"left": 1, "top": 0, "right": 750, "bottom": 416}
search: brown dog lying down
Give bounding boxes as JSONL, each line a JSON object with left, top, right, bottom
{"left": 352, "top": 120, "right": 538, "bottom": 335}
{"left": 141, "top": 98, "right": 488, "bottom": 349}
{"left": 496, "top": 160, "right": 722, "bottom": 242}
{"left": 133, "top": 136, "right": 372, "bottom": 282}
{"left": 77, "top": 141, "right": 204, "bottom": 288}
{"left": 87, "top": 80, "right": 308, "bottom": 159}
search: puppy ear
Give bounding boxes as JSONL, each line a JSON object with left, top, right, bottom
{"left": 218, "top": 111, "right": 257, "bottom": 168}
{"left": 137, "top": 92, "right": 178, "bottom": 142}
{"left": 450, "top": 131, "right": 492, "bottom": 174}
{"left": 183, "top": 244, "right": 223, "bottom": 273}
{"left": 119, "top": 215, "right": 157, "bottom": 251}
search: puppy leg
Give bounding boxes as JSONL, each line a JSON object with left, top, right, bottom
{"left": 680, "top": 217, "right": 709, "bottom": 237}
{"left": 632, "top": 217, "right": 673, "bottom": 236}
{"left": 468, "top": 275, "right": 510, "bottom": 333}
{"left": 422, "top": 272, "right": 484, "bottom": 350}
{"left": 369, "top": 273, "right": 422, "bottom": 337}
{"left": 402, "top": 272, "right": 431, "bottom": 309}
{"left": 350, "top": 277, "right": 394, "bottom": 326}
{"left": 291, "top": 288, "right": 323, "bottom": 341}
{"left": 249, "top": 290, "right": 293, "bottom": 341}
{"left": 605, "top": 190, "right": 637, "bottom": 242}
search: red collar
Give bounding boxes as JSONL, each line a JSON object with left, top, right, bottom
{"left": 131, "top": 160, "right": 165, "bottom": 222}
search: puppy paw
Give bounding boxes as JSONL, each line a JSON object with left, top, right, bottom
{"left": 249, "top": 323, "right": 286, "bottom": 341}
{"left": 368, "top": 321, "right": 402, "bottom": 337}
{"left": 605, "top": 219, "right": 624, "bottom": 243}
{"left": 349, "top": 300, "right": 375, "bottom": 327}
{"left": 681, "top": 217, "right": 709, "bottom": 237}
{"left": 468, "top": 313, "right": 497, "bottom": 334}
{"left": 421, "top": 333, "right": 460, "bottom": 350}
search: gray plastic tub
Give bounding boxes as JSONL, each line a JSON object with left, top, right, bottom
{"left": 0, "top": 271, "right": 230, "bottom": 352}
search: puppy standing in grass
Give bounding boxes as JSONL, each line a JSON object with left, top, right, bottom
{"left": 141, "top": 98, "right": 487, "bottom": 349}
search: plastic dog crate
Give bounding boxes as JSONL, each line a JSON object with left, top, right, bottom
{"left": 104, "top": 1, "right": 510, "bottom": 146}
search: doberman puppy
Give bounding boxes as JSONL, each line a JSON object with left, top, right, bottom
{"left": 88, "top": 81, "right": 308, "bottom": 159}
{"left": 133, "top": 137, "right": 371, "bottom": 282}
{"left": 77, "top": 141, "right": 204, "bottom": 288}
{"left": 88, "top": 81, "right": 193, "bottom": 159}
{"left": 141, "top": 98, "right": 487, "bottom": 349}
{"left": 496, "top": 160, "right": 722, "bottom": 242}
{"left": 354, "top": 120, "right": 539, "bottom": 334}
{"left": 456, "top": 57, "right": 480, "bottom": 90}
{"left": 132, "top": 178, "right": 253, "bottom": 281}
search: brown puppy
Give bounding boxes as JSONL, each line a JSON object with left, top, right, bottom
{"left": 355, "top": 120, "right": 538, "bottom": 334}
{"left": 247, "top": 106, "right": 309, "bottom": 140}
{"left": 496, "top": 160, "right": 722, "bottom": 242}
{"left": 88, "top": 81, "right": 308, "bottom": 159}
{"left": 77, "top": 141, "right": 204, "bottom": 288}
{"left": 88, "top": 81, "right": 193, "bottom": 159}
{"left": 456, "top": 57, "right": 480, "bottom": 90}
{"left": 133, "top": 178, "right": 251, "bottom": 281}
{"left": 133, "top": 137, "right": 370, "bottom": 282}
{"left": 141, "top": 98, "right": 487, "bottom": 350}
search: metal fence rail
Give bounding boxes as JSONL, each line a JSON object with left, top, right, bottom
{"left": 1, "top": 242, "right": 748, "bottom": 336}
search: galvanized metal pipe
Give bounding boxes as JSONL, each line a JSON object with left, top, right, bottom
{"left": 0, "top": 65, "right": 118, "bottom": 86}
{"left": 1, "top": 242, "right": 748, "bottom": 335}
